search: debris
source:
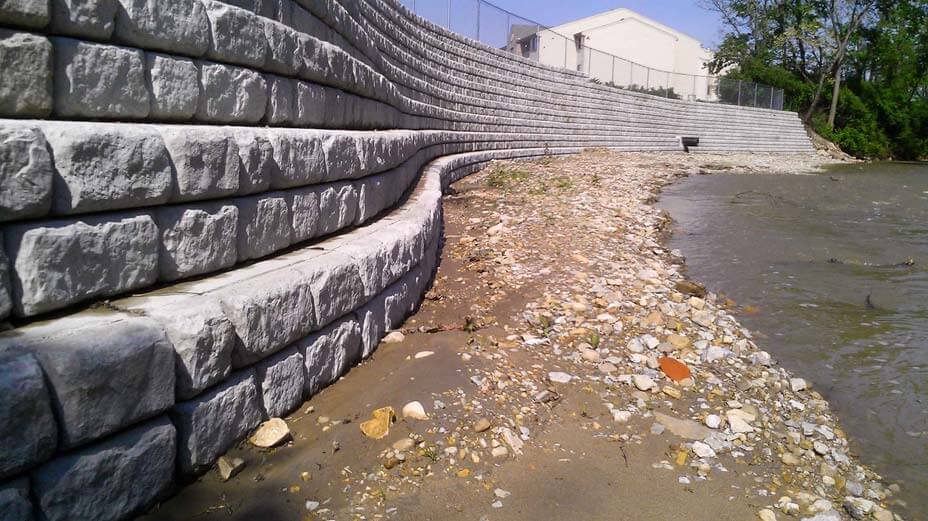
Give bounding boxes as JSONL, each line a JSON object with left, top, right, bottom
{"left": 360, "top": 407, "right": 396, "bottom": 439}
{"left": 249, "top": 418, "right": 291, "bottom": 448}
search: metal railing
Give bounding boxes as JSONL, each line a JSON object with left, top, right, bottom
{"left": 398, "top": 0, "right": 785, "bottom": 110}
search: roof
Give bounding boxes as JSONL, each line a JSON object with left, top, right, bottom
{"left": 549, "top": 7, "right": 705, "bottom": 47}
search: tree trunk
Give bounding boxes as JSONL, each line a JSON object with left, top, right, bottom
{"left": 803, "top": 72, "right": 827, "bottom": 123}
{"left": 827, "top": 69, "right": 842, "bottom": 128}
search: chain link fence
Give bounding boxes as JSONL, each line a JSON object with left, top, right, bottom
{"left": 398, "top": 0, "right": 785, "bottom": 110}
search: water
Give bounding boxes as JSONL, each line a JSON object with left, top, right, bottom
{"left": 658, "top": 162, "right": 928, "bottom": 516}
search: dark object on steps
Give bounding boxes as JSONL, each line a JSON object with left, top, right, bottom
{"left": 681, "top": 136, "right": 700, "bottom": 153}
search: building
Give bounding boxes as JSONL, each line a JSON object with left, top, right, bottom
{"left": 507, "top": 8, "right": 715, "bottom": 100}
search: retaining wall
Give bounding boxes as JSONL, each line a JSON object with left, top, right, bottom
{"left": 0, "top": 1, "right": 813, "bottom": 519}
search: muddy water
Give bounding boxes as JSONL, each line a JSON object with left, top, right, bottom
{"left": 658, "top": 162, "right": 928, "bottom": 516}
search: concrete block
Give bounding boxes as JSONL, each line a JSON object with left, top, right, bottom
{"left": 265, "top": 75, "right": 293, "bottom": 125}
{"left": 171, "top": 369, "right": 264, "bottom": 475}
{"left": 0, "top": 0, "right": 48, "bottom": 28}
{"left": 41, "top": 122, "right": 173, "bottom": 215}
{"left": 254, "top": 346, "right": 303, "bottom": 418}
{"left": 50, "top": 0, "right": 116, "bottom": 38}
{"left": 155, "top": 202, "right": 238, "bottom": 280}
{"left": 31, "top": 416, "right": 175, "bottom": 521}
{"left": 0, "top": 123, "right": 52, "bottom": 221}
{"left": 300, "top": 314, "right": 360, "bottom": 397}
{"left": 229, "top": 128, "right": 273, "bottom": 194}
{"left": 383, "top": 277, "right": 411, "bottom": 331}
{"left": 287, "top": 181, "right": 357, "bottom": 242}
{"left": 196, "top": 61, "right": 267, "bottom": 123}
{"left": 0, "top": 30, "right": 52, "bottom": 117}
{"left": 286, "top": 185, "right": 320, "bottom": 243}
{"left": 235, "top": 192, "right": 291, "bottom": 261}
{"left": 357, "top": 294, "right": 385, "bottom": 359}
{"left": 5, "top": 212, "right": 160, "bottom": 316}
{"left": 202, "top": 0, "right": 267, "bottom": 68}
{"left": 52, "top": 37, "right": 150, "bottom": 119}
{"left": 218, "top": 0, "right": 274, "bottom": 19}
{"left": 146, "top": 53, "right": 200, "bottom": 121}
{"left": 1, "top": 312, "right": 174, "bottom": 448}
{"left": 321, "top": 133, "right": 361, "bottom": 182}
{"left": 294, "top": 81, "right": 325, "bottom": 126}
{"left": 114, "top": 0, "right": 209, "bottom": 56}
{"left": 267, "top": 129, "right": 325, "bottom": 189}
{"left": 0, "top": 235, "right": 10, "bottom": 319}
{"left": 158, "top": 126, "right": 241, "bottom": 202}
{"left": 0, "top": 477, "right": 35, "bottom": 521}
{"left": 0, "top": 346, "right": 57, "bottom": 479}
{"left": 263, "top": 18, "right": 300, "bottom": 75}
{"left": 297, "top": 251, "right": 364, "bottom": 329}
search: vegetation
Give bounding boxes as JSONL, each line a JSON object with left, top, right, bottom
{"left": 703, "top": 0, "right": 928, "bottom": 159}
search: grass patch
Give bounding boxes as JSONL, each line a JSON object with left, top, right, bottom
{"left": 486, "top": 165, "right": 529, "bottom": 189}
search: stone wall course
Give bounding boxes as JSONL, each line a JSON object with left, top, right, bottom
{"left": 145, "top": 53, "right": 201, "bottom": 120}
{"left": 51, "top": 0, "right": 117, "bottom": 39}
{"left": 0, "top": 345, "right": 57, "bottom": 479}
{"left": 0, "top": 30, "right": 53, "bottom": 118}
{"left": 0, "top": 123, "right": 53, "bottom": 221}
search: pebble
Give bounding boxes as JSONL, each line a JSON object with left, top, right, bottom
{"left": 813, "top": 441, "right": 829, "bottom": 456}
{"left": 662, "top": 386, "right": 682, "bottom": 399}
{"left": 633, "top": 374, "right": 656, "bottom": 391}
{"left": 249, "top": 418, "right": 291, "bottom": 448}
{"left": 580, "top": 349, "right": 601, "bottom": 363}
{"left": 491, "top": 446, "right": 509, "bottom": 458}
{"left": 383, "top": 331, "right": 405, "bottom": 343}
{"left": 305, "top": 500, "right": 320, "bottom": 511}
{"left": 790, "top": 378, "right": 808, "bottom": 392}
{"left": 494, "top": 488, "right": 511, "bottom": 498}
{"left": 598, "top": 363, "right": 618, "bottom": 373}
{"left": 392, "top": 437, "right": 415, "bottom": 451}
{"left": 474, "top": 418, "right": 492, "bottom": 432}
{"left": 758, "top": 508, "right": 777, "bottom": 521}
{"left": 548, "top": 371, "right": 573, "bottom": 384}
{"left": 402, "top": 401, "right": 428, "bottom": 420}
{"left": 781, "top": 453, "right": 801, "bottom": 466}
{"left": 217, "top": 456, "right": 245, "bottom": 482}
{"left": 843, "top": 497, "right": 875, "bottom": 519}
{"left": 692, "top": 441, "right": 716, "bottom": 459}
{"left": 414, "top": 350, "right": 434, "bottom": 359}
{"left": 612, "top": 410, "right": 632, "bottom": 423}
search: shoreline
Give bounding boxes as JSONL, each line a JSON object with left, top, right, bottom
{"left": 142, "top": 150, "right": 905, "bottom": 521}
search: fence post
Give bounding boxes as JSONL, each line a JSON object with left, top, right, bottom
{"left": 753, "top": 83, "right": 758, "bottom": 107}
{"left": 646, "top": 68, "right": 650, "bottom": 90}
{"left": 447, "top": 0, "right": 452, "bottom": 30}
{"left": 476, "top": 1, "right": 480, "bottom": 41}
{"left": 611, "top": 56, "right": 615, "bottom": 84}
{"left": 666, "top": 71, "right": 670, "bottom": 97}
{"left": 737, "top": 80, "right": 742, "bottom": 105}
{"left": 770, "top": 87, "right": 774, "bottom": 109}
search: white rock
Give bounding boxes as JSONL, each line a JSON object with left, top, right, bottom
{"left": 249, "top": 418, "right": 290, "bottom": 448}
{"left": 758, "top": 508, "right": 777, "bottom": 521}
{"left": 494, "top": 488, "right": 510, "bottom": 498}
{"left": 402, "top": 401, "right": 428, "bottom": 420}
{"left": 692, "top": 441, "right": 716, "bottom": 459}
{"left": 383, "top": 331, "right": 405, "bottom": 343}
{"left": 633, "top": 374, "right": 656, "bottom": 391}
{"left": 548, "top": 371, "right": 572, "bottom": 384}
{"left": 705, "top": 414, "right": 722, "bottom": 429}
{"left": 790, "top": 378, "right": 808, "bottom": 392}
{"left": 414, "top": 350, "right": 433, "bottom": 359}
{"left": 612, "top": 410, "right": 632, "bottom": 423}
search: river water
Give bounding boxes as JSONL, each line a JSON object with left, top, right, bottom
{"left": 658, "top": 162, "right": 928, "bottom": 517}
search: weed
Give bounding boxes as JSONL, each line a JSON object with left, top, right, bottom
{"left": 486, "top": 165, "right": 529, "bottom": 189}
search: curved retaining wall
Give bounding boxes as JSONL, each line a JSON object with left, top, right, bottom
{"left": 0, "top": 1, "right": 813, "bottom": 519}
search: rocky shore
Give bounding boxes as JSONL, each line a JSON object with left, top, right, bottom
{"left": 143, "top": 150, "right": 907, "bottom": 521}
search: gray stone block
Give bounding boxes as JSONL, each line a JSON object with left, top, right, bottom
{"left": 31, "top": 416, "right": 175, "bottom": 521}
{"left": 0, "top": 346, "right": 57, "bottom": 479}
{"left": 235, "top": 192, "right": 291, "bottom": 262}
{"left": 383, "top": 277, "right": 411, "bottom": 331}
{"left": 267, "top": 129, "right": 325, "bottom": 188}
{"left": 155, "top": 202, "right": 238, "bottom": 280}
{"left": 0, "top": 30, "right": 52, "bottom": 118}
{"left": 294, "top": 81, "right": 325, "bottom": 126}
{"left": 297, "top": 251, "right": 364, "bottom": 329}
{"left": 50, "top": 0, "right": 116, "bottom": 38}
{"left": 286, "top": 185, "right": 320, "bottom": 243}
{"left": 254, "top": 346, "right": 303, "bottom": 418}
{"left": 0, "top": 0, "right": 49, "bottom": 28}
{"left": 202, "top": 0, "right": 267, "bottom": 68}
{"left": 0, "top": 235, "right": 10, "bottom": 319}
{"left": 265, "top": 75, "right": 293, "bottom": 125}
{"left": 146, "top": 53, "right": 200, "bottom": 121}
{"left": 263, "top": 18, "right": 300, "bottom": 75}
{"left": 171, "top": 369, "right": 264, "bottom": 475}
{"left": 5, "top": 212, "right": 160, "bottom": 316}
{"left": 288, "top": 181, "right": 357, "bottom": 243}
{"left": 0, "top": 124, "right": 52, "bottom": 221}
{"left": 41, "top": 122, "right": 173, "bottom": 215}
{"left": 221, "top": 0, "right": 274, "bottom": 18}
{"left": 0, "top": 477, "right": 34, "bottom": 521}
{"left": 1, "top": 312, "right": 174, "bottom": 449}
{"left": 300, "top": 315, "right": 360, "bottom": 397}
{"left": 52, "top": 37, "right": 150, "bottom": 119}
{"left": 114, "top": 0, "right": 209, "bottom": 56}
{"left": 229, "top": 128, "right": 273, "bottom": 194}
{"left": 159, "top": 126, "right": 241, "bottom": 202}
{"left": 196, "top": 61, "right": 267, "bottom": 123}
{"left": 357, "top": 294, "right": 385, "bottom": 359}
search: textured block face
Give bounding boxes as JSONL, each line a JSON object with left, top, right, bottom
{"left": 0, "top": 346, "right": 57, "bottom": 479}
{"left": 196, "top": 62, "right": 267, "bottom": 123}
{"left": 159, "top": 126, "right": 241, "bottom": 202}
{"left": 235, "top": 192, "right": 291, "bottom": 261}
{"left": 294, "top": 81, "right": 325, "bottom": 126}
{"left": 254, "top": 346, "right": 304, "bottom": 418}
{"left": 52, "top": 38, "right": 150, "bottom": 119}
{"left": 0, "top": 477, "right": 34, "bottom": 521}
{"left": 114, "top": 0, "right": 209, "bottom": 56}
{"left": 32, "top": 416, "right": 176, "bottom": 521}
{"left": 6, "top": 212, "right": 159, "bottom": 317}
{"left": 265, "top": 75, "right": 293, "bottom": 125}
{"left": 171, "top": 370, "right": 264, "bottom": 475}
{"left": 267, "top": 129, "right": 325, "bottom": 188}
{"left": 317, "top": 181, "right": 359, "bottom": 236}
{"left": 263, "top": 19, "right": 301, "bottom": 75}
{"left": 0, "top": 236, "right": 10, "bottom": 319}
{"left": 0, "top": 124, "right": 53, "bottom": 221}
{"left": 0, "top": 0, "right": 49, "bottom": 28}
{"left": 146, "top": 53, "right": 200, "bottom": 120}
{"left": 41, "top": 122, "right": 173, "bottom": 215}
{"left": 298, "top": 251, "right": 365, "bottom": 329}
{"left": 230, "top": 128, "right": 273, "bottom": 194}
{"left": 300, "top": 315, "right": 361, "bottom": 397}
{"left": 286, "top": 185, "right": 320, "bottom": 243}
{"left": 357, "top": 295, "right": 386, "bottom": 359}
{"left": 155, "top": 202, "right": 238, "bottom": 280}
{"left": 0, "top": 30, "right": 53, "bottom": 117}
{"left": 50, "top": 0, "right": 117, "bottom": 38}
{"left": 202, "top": 1, "right": 267, "bottom": 68}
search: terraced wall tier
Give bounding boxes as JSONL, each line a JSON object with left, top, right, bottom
{"left": 0, "top": 1, "right": 813, "bottom": 519}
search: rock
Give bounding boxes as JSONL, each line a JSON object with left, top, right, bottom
{"left": 0, "top": 345, "right": 57, "bottom": 479}
{"left": 114, "top": 0, "right": 210, "bottom": 55}
{"left": 0, "top": 122, "right": 52, "bottom": 222}
{"left": 790, "top": 378, "right": 808, "bottom": 392}
{"left": 692, "top": 441, "right": 716, "bottom": 459}
{"left": 843, "top": 497, "right": 874, "bottom": 519}
{"left": 402, "top": 401, "right": 428, "bottom": 420}
{"left": 254, "top": 347, "right": 304, "bottom": 419}
{"left": 0, "top": 30, "right": 52, "bottom": 118}
{"left": 0, "top": 0, "right": 49, "bottom": 28}
{"left": 0, "top": 477, "right": 33, "bottom": 521}
{"left": 359, "top": 407, "right": 395, "bottom": 440}
{"left": 217, "top": 455, "right": 245, "bottom": 481}
{"left": 692, "top": 310, "right": 713, "bottom": 327}
{"left": 494, "top": 488, "right": 511, "bottom": 498}
{"left": 202, "top": 0, "right": 267, "bottom": 67}
{"left": 726, "top": 410, "right": 756, "bottom": 434}
{"left": 548, "top": 371, "right": 572, "bottom": 384}
{"left": 474, "top": 418, "right": 491, "bottom": 432}
{"left": 305, "top": 500, "right": 320, "bottom": 511}
{"left": 500, "top": 427, "right": 523, "bottom": 455}
{"left": 633, "top": 374, "right": 656, "bottom": 391}
{"left": 675, "top": 280, "right": 707, "bottom": 297}
{"left": 414, "top": 350, "right": 433, "bottom": 359}
{"left": 758, "top": 508, "right": 777, "bottom": 521}
{"left": 249, "top": 418, "right": 290, "bottom": 448}
{"left": 662, "top": 386, "right": 682, "bottom": 399}
{"left": 598, "top": 363, "right": 618, "bottom": 373}
{"left": 580, "top": 348, "right": 601, "bottom": 363}
{"left": 637, "top": 268, "right": 659, "bottom": 281}
{"left": 705, "top": 346, "right": 730, "bottom": 362}
{"left": 666, "top": 334, "right": 691, "bottom": 350}
{"left": 688, "top": 296, "right": 706, "bottom": 310}
{"left": 392, "top": 437, "right": 415, "bottom": 451}
{"left": 871, "top": 507, "right": 893, "bottom": 521}
{"left": 491, "top": 446, "right": 509, "bottom": 458}
{"left": 383, "top": 331, "right": 405, "bottom": 343}
{"left": 612, "top": 410, "right": 632, "bottom": 423}
{"left": 781, "top": 453, "right": 801, "bottom": 466}
{"left": 652, "top": 412, "right": 714, "bottom": 440}
{"left": 196, "top": 61, "right": 267, "bottom": 123}
{"left": 145, "top": 53, "right": 200, "bottom": 120}
{"left": 705, "top": 414, "right": 722, "bottom": 429}
{"left": 158, "top": 126, "right": 240, "bottom": 202}
{"left": 801, "top": 511, "right": 843, "bottom": 521}
{"left": 813, "top": 441, "right": 829, "bottom": 456}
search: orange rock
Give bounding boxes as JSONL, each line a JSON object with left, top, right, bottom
{"left": 658, "top": 357, "right": 692, "bottom": 382}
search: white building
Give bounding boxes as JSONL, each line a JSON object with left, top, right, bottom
{"left": 507, "top": 8, "right": 715, "bottom": 100}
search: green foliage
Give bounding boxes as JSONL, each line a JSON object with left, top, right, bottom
{"left": 486, "top": 165, "right": 529, "bottom": 189}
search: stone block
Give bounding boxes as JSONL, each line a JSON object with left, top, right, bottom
{"left": 297, "top": 251, "right": 364, "bottom": 329}
{"left": 229, "top": 128, "right": 273, "bottom": 194}
{"left": 221, "top": 0, "right": 274, "bottom": 18}
{"left": 0, "top": 30, "right": 52, "bottom": 118}
{"left": 202, "top": 0, "right": 267, "bottom": 68}
{"left": 383, "top": 277, "right": 411, "bottom": 331}
{"left": 0, "top": 123, "right": 52, "bottom": 221}
{"left": 5, "top": 212, "right": 159, "bottom": 316}
{"left": 155, "top": 202, "right": 238, "bottom": 280}
{"left": 196, "top": 61, "right": 267, "bottom": 123}
{"left": 0, "top": 0, "right": 49, "bottom": 28}
{"left": 235, "top": 192, "right": 291, "bottom": 261}
{"left": 0, "top": 346, "right": 57, "bottom": 479}
{"left": 300, "top": 315, "right": 360, "bottom": 397}
{"left": 286, "top": 185, "right": 319, "bottom": 243}
{"left": 321, "top": 133, "right": 361, "bottom": 182}
{"left": 254, "top": 346, "right": 303, "bottom": 418}
{"left": 0, "top": 477, "right": 34, "bottom": 521}
{"left": 40, "top": 122, "right": 173, "bottom": 215}
{"left": 50, "top": 0, "right": 116, "bottom": 38}
{"left": 357, "top": 294, "right": 386, "bottom": 359}
{"left": 114, "top": 0, "right": 209, "bottom": 55}
{"left": 146, "top": 53, "right": 200, "bottom": 121}
{"left": 171, "top": 369, "right": 264, "bottom": 475}
{"left": 215, "top": 265, "right": 315, "bottom": 366}
{"left": 293, "top": 81, "right": 325, "bottom": 127}
{"left": 0, "top": 236, "right": 10, "bottom": 319}
{"left": 52, "top": 37, "right": 150, "bottom": 119}
{"left": 31, "top": 416, "right": 175, "bottom": 521}
{"left": 158, "top": 126, "right": 241, "bottom": 202}
{"left": 263, "top": 18, "right": 300, "bottom": 75}
{"left": 267, "top": 129, "right": 325, "bottom": 188}
{"left": 265, "top": 75, "right": 293, "bottom": 125}
{"left": 287, "top": 181, "right": 357, "bottom": 242}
